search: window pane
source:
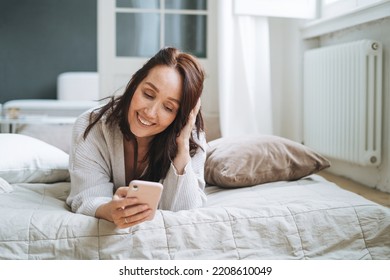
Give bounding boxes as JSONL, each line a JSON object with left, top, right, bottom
{"left": 116, "top": 0, "right": 159, "bottom": 9}
{"left": 165, "top": 0, "right": 207, "bottom": 10}
{"left": 165, "top": 14, "right": 207, "bottom": 58}
{"left": 322, "top": 0, "right": 342, "bottom": 4}
{"left": 116, "top": 13, "right": 160, "bottom": 57}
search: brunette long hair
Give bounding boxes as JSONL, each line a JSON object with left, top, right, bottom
{"left": 84, "top": 47, "right": 205, "bottom": 181}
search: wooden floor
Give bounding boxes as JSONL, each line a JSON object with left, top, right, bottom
{"left": 319, "top": 171, "right": 390, "bottom": 208}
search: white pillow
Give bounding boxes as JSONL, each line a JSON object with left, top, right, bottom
{"left": 0, "top": 134, "right": 70, "bottom": 183}
{"left": 0, "top": 177, "right": 13, "bottom": 193}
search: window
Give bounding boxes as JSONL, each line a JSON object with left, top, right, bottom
{"left": 321, "top": 0, "right": 384, "bottom": 18}
{"left": 302, "top": 0, "right": 388, "bottom": 38}
{"left": 115, "top": 0, "right": 207, "bottom": 58}
{"left": 233, "top": 0, "right": 317, "bottom": 19}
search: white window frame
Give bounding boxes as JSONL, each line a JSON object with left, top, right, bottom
{"left": 115, "top": 2, "right": 209, "bottom": 58}
{"left": 233, "top": 0, "right": 317, "bottom": 19}
{"left": 302, "top": 0, "right": 390, "bottom": 38}
{"left": 321, "top": 0, "right": 384, "bottom": 18}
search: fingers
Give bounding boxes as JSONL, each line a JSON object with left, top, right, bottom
{"left": 120, "top": 208, "right": 152, "bottom": 228}
{"left": 194, "top": 98, "right": 201, "bottom": 115}
{"left": 123, "top": 203, "right": 149, "bottom": 217}
{"left": 113, "top": 191, "right": 137, "bottom": 210}
{"left": 110, "top": 191, "right": 149, "bottom": 227}
{"left": 113, "top": 202, "right": 152, "bottom": 229}
{"left": 113, "top": 186, "right": 130, "bottom": 200}
{"left": 175, "top": 98, "right": 201, "bottom": 146}
{"left": 187, "top": 98, "right": 201, "bottom": 128}
{"left": 190, "top": 98, "right": 201, "bottom": 123}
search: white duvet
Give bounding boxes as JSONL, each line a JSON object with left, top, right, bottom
{"left": 0, "top": 175, "right": 389, "bottom": 259}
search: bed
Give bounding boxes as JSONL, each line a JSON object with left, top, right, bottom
{"left": 0, "top": 99, "right": 98, "bottom": 152}
{"left": 1, "top": 130, "right": 390, "bottom": 260}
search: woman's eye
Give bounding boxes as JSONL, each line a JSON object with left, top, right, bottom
{"left": 164, "top": 106, "right": 174, "bottom": 113}
{"left": 143, "top": 92, "right": 153, "bottom": 99}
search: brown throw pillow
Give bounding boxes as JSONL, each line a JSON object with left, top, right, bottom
{"left": 205, "top": 135, "right": 330, "bottom": 188}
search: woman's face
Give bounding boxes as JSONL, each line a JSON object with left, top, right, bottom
{"left": 128, "top": 65, "right": 183, "bottom": 141}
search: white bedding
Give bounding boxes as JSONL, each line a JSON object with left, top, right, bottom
{"left": 1, "top": 175, "right": 389, "bottom": 260}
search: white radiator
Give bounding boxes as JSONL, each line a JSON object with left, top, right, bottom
{"left": 303, "top": 40, "right": 382, "bottom": 166}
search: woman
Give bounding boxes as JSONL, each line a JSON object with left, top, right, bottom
{"left": 66, "top": 47, "right": 207, "bottom": 228}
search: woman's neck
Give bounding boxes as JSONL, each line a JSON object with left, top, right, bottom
{"left": 135, "top": 136, "right": 153, "bottom": 149}
{"left": 124, "top": 136, "right": 152, "bottom": 183}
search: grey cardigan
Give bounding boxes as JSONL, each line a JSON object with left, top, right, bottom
{"left": 66, "top": 109, "right": 207, "bottom": 217}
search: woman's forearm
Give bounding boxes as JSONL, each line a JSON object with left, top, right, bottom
{"left": 95, "top": 203, "right": 114, "bottom": 221}
{"left": 172, "top": 149, "right": 191, "bottom": 175}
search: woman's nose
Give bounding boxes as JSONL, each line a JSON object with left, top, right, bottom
{"left": 146, "top": 102, "right": 158, "bottom": 117}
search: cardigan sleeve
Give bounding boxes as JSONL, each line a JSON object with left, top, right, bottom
{"left": 66, "top": 112, "right": 114, "bottom": 217}
{"left": 158, "top": 131, "right": 207, "bottom": 211}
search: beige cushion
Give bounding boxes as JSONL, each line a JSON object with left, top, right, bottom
{"left": 205, "top": 135, "right": 330, "bottom": 188}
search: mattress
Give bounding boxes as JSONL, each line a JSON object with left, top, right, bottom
{"left": 0, "top": 175, "right": 389, "bottom": 260}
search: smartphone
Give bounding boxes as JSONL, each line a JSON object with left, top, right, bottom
{"left": 126, "top": 180, "right": 163, "bottom": 221}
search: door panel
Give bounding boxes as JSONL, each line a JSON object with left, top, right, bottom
{"left": 97, "top": 0, "right": 217, "bottom": 115}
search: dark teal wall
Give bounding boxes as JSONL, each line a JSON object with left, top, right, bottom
{"left": 0, "top": 0, "right": 97, "bottom": 103}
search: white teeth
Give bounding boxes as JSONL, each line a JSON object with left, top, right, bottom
{"left": 138, "top": 114, "right": 153, "bottom": 126}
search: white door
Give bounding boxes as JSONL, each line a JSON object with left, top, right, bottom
{"left": 97, "top": 0, "right": 218, "bottom": 116}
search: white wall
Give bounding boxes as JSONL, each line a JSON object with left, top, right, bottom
{"left": 264, "top": 14, "right": 390, "bottom": 193}
{"left": 209, "top": 7, "right": 390, "bottom": 192}
{"left": 310, "top": 17, "right": 390, "bottom": 193}
{"left": 269, "top": 18, "right": 305, "bottom": 142}
{"left": 276, "top": 16, "right": 390, "bottom": 193}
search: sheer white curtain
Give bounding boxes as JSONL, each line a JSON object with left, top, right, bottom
{"left": 217, "top": 0, "right": 273, "bottom": 137}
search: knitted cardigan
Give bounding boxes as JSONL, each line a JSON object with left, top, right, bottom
{"left": 66, "top": 109, "right": 207, "bottom": 217}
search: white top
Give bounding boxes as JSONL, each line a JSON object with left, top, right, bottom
{"left": 66, "top": 109, "right": 207, "bottom": 217}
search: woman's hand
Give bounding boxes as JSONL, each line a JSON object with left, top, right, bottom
{"left": 173, "top": 99, "right": 201, "bottom": 174}
{"left": 95, "top": 187, "right": 152, "bottom": 228}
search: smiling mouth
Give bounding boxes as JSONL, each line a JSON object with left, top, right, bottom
{"left": 137, "top": 113, "right": 154, "bottom": 126}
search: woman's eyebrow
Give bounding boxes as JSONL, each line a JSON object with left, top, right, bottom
{"left": 145, "top": 82, "right": 159, "bottom": 92}
{"left": 145, "top": 81, "right": 180, "bottom": 105}
{"left": 168, "top": 97, "right": 180, "bottom": 106}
